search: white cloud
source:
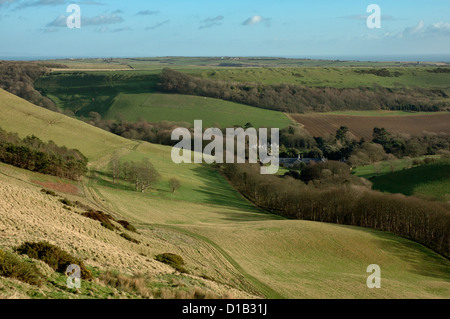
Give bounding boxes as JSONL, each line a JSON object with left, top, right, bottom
{"left": 242, "top": 15, "right": 270, "bottom": 26}
{"left": 401, "top": 20, "right": 450, "bottom": 38}
{"left": 45, "top": 13, "right": 123, "bottom": 30}
{"left": 428, "top": 21, "right": 450, "bottom": 36}
{"left": 402, "top": 20, "right": 425, "bottom": 37}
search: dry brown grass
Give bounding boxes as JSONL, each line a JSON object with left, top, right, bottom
{"left": 0, "top": 168, "right": 256, "bottom": 299}
{"left": 99, "top": 270, "right": 152, "bottom": 298}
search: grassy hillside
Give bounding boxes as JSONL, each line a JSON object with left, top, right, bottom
{"left": 106, "top": 92, "right": 292, "bottom": 128}
{"left": 36, "top": 72, "right": 291, "bottom": 128}
{"left": 0, "top": 89, "right": 135, "bottom": 161}
{"left": 0, "top": 88, "right": 449, "bottom": 299}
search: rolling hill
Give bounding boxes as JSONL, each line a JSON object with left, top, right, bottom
{"left": 35, "top": 72, "right": 292, "bottom": 129}
{"left": 0, "top": 88, "right": 449, "bottom": 299}
{"left": 105, "top": 92, "right": 292, "bottom": 128}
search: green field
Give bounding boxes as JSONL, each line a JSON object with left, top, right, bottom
{"left": 1, "top": 88, "right": 449, "bottom": 299}
{"left": 36, "top": 71, "right": 292, "bottom": 128}
{"left": 186, "top": 67, "right": 450, "bottom": 92}
{"left": 352, "top": 157, "right": 450, "bottom": 201}
{"left": 370, "top": 160, "right": 450, "bottom": 201}
{"left": 352, "top": 156, "right": 441, "bottom": 179}
{"left": 106, "top": 92, "right": 292, "bottom": 128}
{"left": 47, "top": 57, "right": 450, "bottom": 71}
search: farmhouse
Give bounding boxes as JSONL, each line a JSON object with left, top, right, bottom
{"left": 279, "top": 155, "right": 327, "bottom": 168}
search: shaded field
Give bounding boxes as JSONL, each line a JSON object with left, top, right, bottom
{"left": 291, "top": 113, "right": 450, "bottom": 139}
{"left": 106, "top": 93, "right": 292, "bottom": 128}
{"left": 370, "top": 161, "right": 450, "bottom": 202}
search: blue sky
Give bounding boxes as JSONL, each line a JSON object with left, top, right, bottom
{"left": 0, "top": 0, "right": 449, "bottom": 59}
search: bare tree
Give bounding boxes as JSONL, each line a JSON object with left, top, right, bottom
{"left": 168, "top": 178, "right": 181, "bottom": 193}
{"left": 108, "top": 153, "right": 121, "bottom": 184}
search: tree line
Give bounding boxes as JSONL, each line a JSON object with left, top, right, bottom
{"left": 0, "top": 127, "right": 88, "bottom": 180}
{"left": 157, "top": 68, "right": 447, "bottom": 113}
{"left": 85, "top": 109, "right": 450, "bottom": 168}
{"left": 222, "top": 162, "right": 450, "bottom": 258}
{"left": 0, "top": 61, "right": 66, "bottom": 112}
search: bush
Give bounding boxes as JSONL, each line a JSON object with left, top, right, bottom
{"left": 15, "top": 242, "right": 93, "bottom": 280}
{"left": 120, "top": 233, "right": 140, "bottom": 244}
{"left": 41, "top": 189, "right": 57, "bottom": 196}
{"left": 59, "top": 198, "right": 73, "bottom": 207}
{"left": 155, "top": 253, "right": 187, "bottom": 273}
{"left": 117, "top": 220, "right": 137, "bottom": 233}
{"left": 0, "top": 249, "right": 44, "bottom": 286}
{"left": 82, "top": 210, "right": 116, "bottom": 231}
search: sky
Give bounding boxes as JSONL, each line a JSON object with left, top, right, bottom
{"left": 0, "top": 0, "right": 449, "bottom": 59}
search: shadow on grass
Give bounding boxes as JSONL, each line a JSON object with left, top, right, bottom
{"left": 371, "top": 161, "right": 450, "bottom": 198}
{"left": 345, "top": 225, "right": 450, "bottom": 281}
{"left": 92, "top": 170, "right": 169, "bottom": 195}
{"left": 191, "top": 165, "right": 283, "bottom": 222}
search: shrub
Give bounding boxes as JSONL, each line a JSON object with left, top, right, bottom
{"left": 117, "top": 220, "right": 137, "bottom": 233}
{"left": 59, "top": 198, "right": 73, "bottom": 207}
{"left": 168, "top": 178, "right": 181, "bottom": 193}
{"left": 155, "top": 253, "right": 187, "bottom": 273}
{"left": 120, "top": 233, "right": 140, "bottom": 244}
{"left": 0, "top": 249, "right": 44, "bottom": 286}
{"left": 41, "top": 189, "right": 57, "bottom": 196}
{"left": 15, "top": 242, "right": 93, "bottom": 280}
{"left": 82, "top": 210, "right": 116, "bottom": 231}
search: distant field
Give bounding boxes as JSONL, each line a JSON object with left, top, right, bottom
{"left": 106, "top": 93, "right": 292, "bottom": 128}
{"left": 291, "top": 112, "right": 450, "bottom": 139}
{"left": 369, "top": 160, "right": 450, "bottom": 202}
{"left": 36, "top": 71, "right": 292, "bottom": 128}
{"left": 187, "top": 67, "right": 450, "bottom": 91}
{"left": 46, "top": 57, "right": 450, "bottom": 71}
{"left": 352, "top": 156, "right": 441, "bottom": 179}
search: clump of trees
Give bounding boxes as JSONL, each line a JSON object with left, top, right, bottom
{"left": 86, "top": 114, "right": 190, "bottom": 146}
{"left": 0, "top": 127, "right": 88, "bottom": 180}
{"left": 0, "top": 61, "right": 65, "bottom": 112}
{"left": 222, "top": 162, "right": 450, "bottom": 258}
{"left": 157, "top": 68, "right": 447, "bottom": 113}
{"left": 108, "top": 155, "right": 161, "bottom": 193}
{"left": 372, "top": 127, "right": 450, "bottom": 158}
{"left": 354, "top": 68, "right": 401, "bottom": 77}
